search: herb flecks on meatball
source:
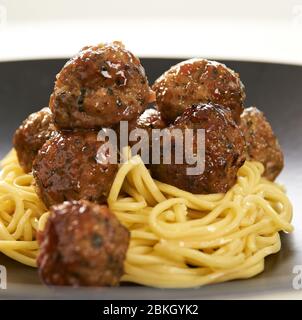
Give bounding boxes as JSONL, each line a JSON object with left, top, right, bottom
{"left": 38, "top": 200, "right": 130, "bottom": 286}
{"left": 136, "top": 108, "right": 166, "bottom": 130}
{"left": 13, "top": 107, "right": 56, "bottom": 173}
{"left": 153, "top": 59, "right": 245, "bottom": 124}
{"left": 33, "top": 130, "right": 118, "bottom": 208}
{"left": 125, "top": 107, "right": 167, "bottom": 164}
{"left": 50, "top": 41, "right": 154, "bottom": 129}
{"left": 127, "top": 107, "right": 167, "bottom": 141}
{"left": 150, "top": 103, "right": 246, "bottom": 194}
{"left": 240, "top": 107, "right": 284, "bottom": 181}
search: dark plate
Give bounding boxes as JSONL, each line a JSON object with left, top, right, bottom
{"left": 0, "top": 58, "right": 301, "bottom": 299}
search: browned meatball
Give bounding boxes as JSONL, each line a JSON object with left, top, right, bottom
{"left": 37, "top": 200, "right": 130, "bottom": 286}
{"left": 120, "top": 108, "right": 167, "bottom": 164}
{"left": 240, "top": 107, "right": 284, "bottom": 181}
{"left": 127, "top": 107, "right": 167, "bottom": 139}
{"left": 150, "top": 103, "right": 246, "bottom": 194}
{"left": 153, "top": 59, "right": 245, "bottom": 124}
{"left": 50, "top": 41, "right": 154, "bottom": 129}
{"left": 135, "top": 107, "right": 166, "bottom": 131}
{"left": 33, "top": 130, "right": 118, "bottom": 208}
{"left": 13, "top": 107, "right": 55, "bottom": 173}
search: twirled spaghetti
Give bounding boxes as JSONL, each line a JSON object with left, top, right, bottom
{"left": 0, "top": 149, "right": 293, "bottom": 288}
{"left": 108, "top": 149, "right": 293, "bottom": 288}
{"left": 0, "top": 150, "right": 49, "bottom": 267}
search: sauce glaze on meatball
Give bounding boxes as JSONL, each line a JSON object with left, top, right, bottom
{"left": 33, "top": 130, "right": 118, "bottom": 208}
{"left": 123, "top": 107, "right": 167, "bottom": 164}
{"left": 50, "top": 41, "right": 154, "bottom": 129}
{"left": 38, "top": 200, "right": 130, "bottom": 286}
{"left": 240, "top": 107, "right": 284, "bottom": 181}
{"left": 150, "top": 103, "right": 246, "bottom": 194}
{"left": 153, "top": 59, "right": 245, "bottom": 124}
{"left": 13, "top": 107, "right": 56, "bottom": 173}
{"left": 127, "top": 107, "right": 167, "bottom": 139}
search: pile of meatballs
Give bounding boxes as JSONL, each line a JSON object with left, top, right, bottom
{"left": 13, "top": 41, "right": 284, "bottom": 287}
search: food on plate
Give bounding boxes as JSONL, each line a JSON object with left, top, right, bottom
{"left": 153, "top": 58, "right": 245, "bottom": 123}
{"left": 107, "top": 149, "right": 293, "bottom": 288}
{"left": 38, "top": 200, "right": 129, "bottom": 286}
{"left": 127, "top": 107, "right": 167, "bottom": 152}
{"left": 129, "top": 107, "right": 167, "bottom": 133}
{"left": 0, "top": 42, "right": 294, "bottom": 289}
{"left": 49, "top": 41, "right": 154, "bottom": 129}
{"left": 239, "top": 107, "right": 284, "bottom": 181}
{"left": 150, "top": 103, "right": 246, "bottom": 194}
{"left": 0, "top": 149, "right": 47, "bottom": 267}
{"left": 33, "top": 130, "right": 118, "bottom": 208}
{"left": 13, "top": 107, "right": 56, "bottom": 173}
{"left": 0, "top": 146, "right": 293, "bottom": 287}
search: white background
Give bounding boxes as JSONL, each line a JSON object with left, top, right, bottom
{"left": 0, "top": 0, "right": 302, "bottom": 64}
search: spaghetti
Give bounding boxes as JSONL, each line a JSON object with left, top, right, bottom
{"left": 0, "top": 149, "right": 294, "bottom": 288}
{"left": 108, "top": 149, "right": 293, "bottom": 288}
{"left": 0, "top": 150, "right": 49, "bottom": 267}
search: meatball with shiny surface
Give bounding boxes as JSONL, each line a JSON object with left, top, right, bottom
{"left": 150, "top": 103, "right": 246, "bottom": 194}
{"left": 135, "top": 108, "right": 166, "bottom": 130}
{"left": 127, "top": 107, "right": 167, "bottom": 139}
{"left": 38, "top": 200, "right": 130, "bottom": 286}
{"left": 240, "top": 107, "right": 284, "bottom": 181}
{"left": 33, "top": 130, "right": 118, "bottom": 208}
{"left": 153, "top": 59, "right": 245, "bottom": 123}
{"left": 124, "top": 108, "right": 167, "bottom": 163}
{"left": 50, "top": 41, "right": 154, "bottom": 129}
{"left": 13, "top": 107, "right": 56, "bottom": 173}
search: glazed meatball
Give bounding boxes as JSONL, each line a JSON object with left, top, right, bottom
{"left": 240, "top": 107, "right": 284, "bottom": 181}
{"left": 127, "top": 107, "right": 167, "bottom": 140}
{"left": 50, "top": 41, "right": 154, "bottom": 129}
{"left": 150, "top": 103, "right": 246, "bottom": 194}
{"left": 121, "top": 108, "right": 167, "bottom": 163}
{"left": 135, "top": 107, "right": 166, "bottom": 131}
{"left": 33, "top": 130, "right": 118, "bottom": 208}
{"left": 153, "top": 59, "right": 245, "bottom": 124}
{"left": 38, "top": 200, "right": 130, "bottom": 286}
{"left": 13, "top": 107, "right": 56, "bottom": 173}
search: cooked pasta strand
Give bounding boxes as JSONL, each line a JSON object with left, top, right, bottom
{"left": 0, "top": 149, "right": 293, "bottom": 288}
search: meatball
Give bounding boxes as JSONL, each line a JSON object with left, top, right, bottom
{"left": 37, "top": 200, "right": 130, "bottom": 286}
{"left": 127, "top": 107, "right": 167, "bottom": 140}
{"left": 150, "top": 103, "right": 246, "bottom": 194}
{"left": 50, "top": 41, "right": 154, "bottom": 129}
{"left": 135, "top": 107, "right": 166, "bottom": 131}
{"left": 122, "top": 108, "right": 167, "bottom": 164}
{"left": 240, "top": 107, "right": 284, "bottom": 181}
{"left": 153, "top": 59, "right": 245, "bottom": 123}
{"left": 13, "top": 107, "right": 56, "bottom": 173}
{"left": 33, "top": 130, "right": 118, "bottom": 208}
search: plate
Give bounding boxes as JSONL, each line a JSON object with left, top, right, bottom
{"left": 0, "top": 58, "right": 301, "bottom": 299}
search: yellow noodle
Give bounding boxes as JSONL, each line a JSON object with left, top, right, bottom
{"left": 0, "top": 149, "right": 294, "bottom": 288}
{"left": 0, "top": 150, "right": 47, "bottom": 267}
{"left": 109, "top": 149, "right": 293, "bottom": 288}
